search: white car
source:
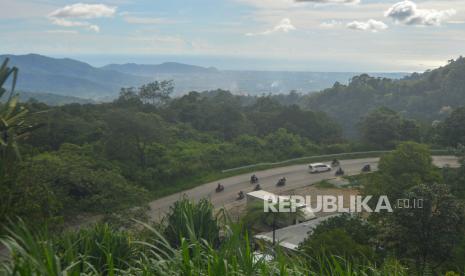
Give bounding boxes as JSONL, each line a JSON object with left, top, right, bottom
{"left": 309, "top": 163, "right": 331, "bottom": 173}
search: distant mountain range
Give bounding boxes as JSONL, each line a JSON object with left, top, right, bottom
{"left": 1, "top": 54, "right": 148, "bottom": 100}
{"left": 1, "top": 54, "right": 408, "bottom": 102}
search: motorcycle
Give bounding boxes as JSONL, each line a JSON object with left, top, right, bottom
{"left": 216, "top": 184, "right": 224, "bottom": 193}
{"left": 254, "top": 184, "right": 261, "bottom": 191}
{"left": 237, "top": 191, "right": 245, "bottom": 200}
{"left": 250, "top": 175, "right": 259, "bottom": 184}
{"left": 335, "top": 167, "right": 345, "bottom": 176}
{"left": 331, "top": 159, "right": 340, "bottom": 167}
{"left": 362, "top": 164, "right": 371, "bottom": 172}
{"left": 276, "top": 177, "right": 286, "bottom": 187}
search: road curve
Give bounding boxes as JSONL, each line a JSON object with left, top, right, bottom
{"left": 148, "top": 156, "right": 459, "bottom": 220}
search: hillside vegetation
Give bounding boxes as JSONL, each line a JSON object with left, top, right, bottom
{"left": 303, "top": 57, "right": 465, "bottom": 137}
{"left": 2, "top": 142, "right": 465, "bottom": 275}
{"left": 2, "top": 57, "right": 465, "bottom": 275}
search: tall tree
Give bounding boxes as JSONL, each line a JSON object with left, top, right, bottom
{"left": 441, "top": 106, "right": 465, "bottom": 147}
{"left": 359, "top": 107, "right": 420, "bottom": 149}
{"left": 380, "top": 183, "right": 465, "bottom": 274}
{"left": 138, "top": 80, "right": 174, "bottom": 106}
{"left": 363, "top": 142, "right": 440, "bottom": 201}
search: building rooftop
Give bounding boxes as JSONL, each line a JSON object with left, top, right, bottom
{"left": 246, "top": 189, "right": 316, "bottom": 221}
{"left": 254, "top": 214, "right": 341, "bottom": 250}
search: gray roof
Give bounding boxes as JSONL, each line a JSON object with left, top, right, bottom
{"left": 254, "top": 214, "right": 341, "bottom": 250}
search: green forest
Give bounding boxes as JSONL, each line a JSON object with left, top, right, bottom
{"left": 1, "top": 56, "right": 465, "bottom": 275}
{"left": 296, "top": 57, "right": 465, "bottom": 138}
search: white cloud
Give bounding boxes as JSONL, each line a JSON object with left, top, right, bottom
{"left": 49, "top": 17, "right": 100, "bottom": 33}
{"left": 385, "top": 1, "right": 456, "bottom": 26}
{"left": 295, "top": 0, "right": 360, "bottom": 4}
{"left": 49, "top": 3, "right": 116, "bottom": 19}
{"left": 320, "top": 20, "right": 342, "bottom": 28}
{"left": 237, "top": 0, "right": 359, "bottom": 9}
{"left": 272, "top": 18, "right": 296, "bottom": 32}
{"left": 448, "top": 20, "right": 465, "bottom": 24}
{"left": 153, "top": 35, "right": 185, "bottom": 44}
{"left": 235, "top": 0, "right": 295, "bottom": 9}
{"left": 347, "top": 19, "right": 388, "bottom": 32}
{"left": 48, "top": 3, "right": 116, "bottom": 33}
{"left": 87, "top": 25, "right": 100, "bottom": 33}
{"left": 45, "top": 29, "right": 79, "bottom": 35}
{"left": 246, "top": 18, "right": 296, "bottom": 36}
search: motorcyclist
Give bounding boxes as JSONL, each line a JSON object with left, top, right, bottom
{"left": 277, "top": 177, "right": 286, "bottom": 186}
{"left": 254, "top": 184, "right": 261, "bottom": 191}
{"left": 332, "top": 159, "right": 340, "bottom": 166}
{"left": 216, "top": 183, "right": 224, "bottom": 191}
{"left": 237, "top": 190, "right": 245, "bottom": 199}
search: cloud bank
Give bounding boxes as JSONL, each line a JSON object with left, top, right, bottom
{"left": 246, "top": 18, "right": 296, "bottom": 36}
{"left": 295, "top": 0, "right": 360, "bottom": 3}
{"left": 320, "top": 20, "right": 342, "bottom": 28}
{"left": 385, "top": 1, "right": 456, "bottom": 26}
{"left": 347, "top": 19, "right": 388, "bottom": 32}
{"left": 49, "top": 3, "right": 116, "bottom": 19}
{"left": 48, "top": 3, "right": 116, "bottom": 33}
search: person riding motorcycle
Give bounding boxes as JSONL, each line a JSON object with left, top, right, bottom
{"left": 237, "top": 190, "right": 245, "bottom": 200}
{"left": 254, "top": 184, "right": 261, "bottom": 191}
{"left": 216, "top": 183, "right": 224, "bottom": 192}
{"left": 331, "top": 159, "right": 340, "bottom": 167}
{"left": 335, "top": 167, "right": 344, "bottom": 176}
{"left": 250, "top": 174, "right": 258, "bottom": 184}
{"left": 277, "top": 177, "right": 286, "bottom": 186}
{"left": 362, "top": 164, "right": 371, "bottom": 172}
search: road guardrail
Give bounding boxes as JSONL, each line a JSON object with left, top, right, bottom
{"left": 221, "top": 149, "right": 451, "bottom": 173}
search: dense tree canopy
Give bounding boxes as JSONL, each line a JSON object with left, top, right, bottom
{"left": 303, "top": 57, "right": 465, "bottom": 137}
{"left": 358, "top": 107, "right": 420, "bottom": 148}
{"left": 299, "top": 214, "right": 377, "bottom": 260}
{"left": 440, "top": 106, "right": 465, "bottom": 147}
{"left": 380, "top": 183, "right": 465, "bottom": 274}
{"left": 363, "top": 142, "right": 440, "bottom": 201}
{"left": 1, "top": 87, "right": 347, "bottom": 227}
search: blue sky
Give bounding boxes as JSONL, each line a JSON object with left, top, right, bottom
{"left": 1, "top": 0, "right": 464, "bottom": 71}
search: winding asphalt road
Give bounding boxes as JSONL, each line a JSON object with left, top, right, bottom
{"left": 148, "top": 156, "right": 459, "bottom": 220}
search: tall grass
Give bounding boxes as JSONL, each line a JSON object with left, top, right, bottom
{"left": 162, "top": 197, "right": 222, "bottom": 248}
{"left": 0, "top": 220, "right": 134, "bottom": 275}
{"left": 0, "top": 201, "right": 411, "bottom": 275}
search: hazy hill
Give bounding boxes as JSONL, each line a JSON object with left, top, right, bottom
{"left": 101, "top": 62, "right": 219, "bottom": 76}
{"left": 103, "top": 63, "right": 407, "bottom": 96}
{"left": 18, "top": 91, "right": 94, "bottom": 106}
{"left": 0, "top": 54, "right": 149, "bottom": 99}
{"left": 1, "top": 53, "right": 407, "bottom": 100}
{"left": 303, "top": 57, "right": 465, "bottom": 137}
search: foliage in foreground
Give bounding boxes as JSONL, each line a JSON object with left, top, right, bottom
{"left": 0, "top": 207, "right": 409, "bottom": 276}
